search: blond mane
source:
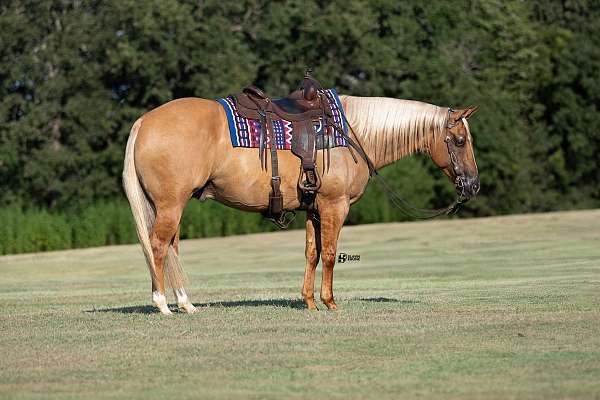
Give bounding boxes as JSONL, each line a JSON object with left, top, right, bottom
{"left": 341, "top": 96, "right": 448, "bottom": 168}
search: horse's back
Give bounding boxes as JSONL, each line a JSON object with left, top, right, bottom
{"left": 142, "top": 97, "right": 224, "bottom": 130}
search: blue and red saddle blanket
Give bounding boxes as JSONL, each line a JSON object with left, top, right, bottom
{"left": 217, "top": 88, "right": 348, "bottom": 150}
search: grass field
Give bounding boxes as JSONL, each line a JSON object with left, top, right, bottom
{"left": 1, "top": 210, "right": 599, "bottom": 399}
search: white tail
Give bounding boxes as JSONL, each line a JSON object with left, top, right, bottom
{"left": 122, "top": 118, "right": 188, "bottom": 289}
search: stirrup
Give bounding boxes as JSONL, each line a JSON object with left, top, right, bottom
{"left": 299, "top": 181, "right": 318, "bottom": 191}
{"left": 265, "top": 210, "right": 297, "bottom": 229}
{"left": 298, "top": 169, "right": 321, "bottom": 192}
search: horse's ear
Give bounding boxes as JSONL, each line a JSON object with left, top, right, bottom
{"left": 461, "top": 106, "right": 479, "bottom": 119}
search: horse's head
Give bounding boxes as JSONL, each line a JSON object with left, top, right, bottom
{"left": 430, "top": 107, "right": 480, "bottom": 202}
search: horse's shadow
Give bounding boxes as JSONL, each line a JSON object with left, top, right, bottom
{"left": 87, "top": 297, "right": 414, "bottom": 314}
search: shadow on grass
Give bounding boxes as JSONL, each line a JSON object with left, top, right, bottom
{"left": 86, "top": 297, "right": 414, "bottom": 314}
{"left": 87, "top": 299, "right": 306, "bottom": 314}
{"left": 357, "top": 297, "right": 412, "bottom": 303}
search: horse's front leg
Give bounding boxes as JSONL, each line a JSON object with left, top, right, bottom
{"left": 301, "top": 211, "right": 321, "bottom": 310}
{"left": 318, "top": 197, "right": 350, "bottom": 310}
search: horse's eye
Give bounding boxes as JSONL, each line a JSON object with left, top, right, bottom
{"left": 455, "top": 136, "right": 465, "bottom": 146}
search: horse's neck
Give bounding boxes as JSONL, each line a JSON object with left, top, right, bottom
{"left": 341, "top": 96, "right": 444, "bottom": 170}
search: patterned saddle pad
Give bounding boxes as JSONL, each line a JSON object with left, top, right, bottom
{"left": 217, "top": 88, "right": 348, "bottom": 150}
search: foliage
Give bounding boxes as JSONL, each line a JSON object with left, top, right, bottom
{"left": 1, "top": 0, "right": 599, "bottom": 253}
{"left": 0, "top": 199, "right": 306, "bottom": 255}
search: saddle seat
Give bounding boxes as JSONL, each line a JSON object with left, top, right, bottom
{"left": 238, "top": 76, "right": 324, "bottom": 121}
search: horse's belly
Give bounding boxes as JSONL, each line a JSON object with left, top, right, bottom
{"left": 204, "top": 149, "right": 302, "bottom": 212}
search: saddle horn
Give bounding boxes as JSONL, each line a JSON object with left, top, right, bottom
{"left": 302, "top": 68, "right": 318, "bottom": 101}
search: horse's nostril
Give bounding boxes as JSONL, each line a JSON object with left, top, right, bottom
{"left": 472, "top": 181, "right": 480, "bottom": 195}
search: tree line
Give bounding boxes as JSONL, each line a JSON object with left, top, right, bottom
{"left": 1, "top": 0, "right": 598, "bottom": 254}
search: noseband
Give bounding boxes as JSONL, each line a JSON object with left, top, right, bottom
{"left": 444, "top": 109, "right": 468, "bottom": 202}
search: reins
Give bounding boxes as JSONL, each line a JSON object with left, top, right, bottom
{"left": 339, "top": 107, "right": 465, "bottom": 220}
{"left": 252, "top": 70, "right": 464, "bottom": 224}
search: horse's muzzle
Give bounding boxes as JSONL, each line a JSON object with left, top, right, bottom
{"left": 456, "top": 175, "right": 480, "bottom": 201}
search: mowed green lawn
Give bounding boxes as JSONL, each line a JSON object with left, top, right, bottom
{"left": 1, "top": 210, "right": 599, "bottom": 399}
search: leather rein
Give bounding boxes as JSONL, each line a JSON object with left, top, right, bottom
{"left": 250, "top": 73, "right": 465, "bottom": 223}
{"left": 340, "top": 108, "right": 466, "bottom": 220}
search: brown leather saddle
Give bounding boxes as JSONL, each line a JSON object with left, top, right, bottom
{"left": 232, "top": 70, "right": 341, "bottom": 227}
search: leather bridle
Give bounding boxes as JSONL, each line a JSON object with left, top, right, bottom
{"left": 444, "top": 109, "right": 469, "bottom": 203}
{"left": 338, "top": 107, "right": 468, "bottom": 219}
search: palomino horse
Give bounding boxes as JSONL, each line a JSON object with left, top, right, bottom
{"left": 123, "top": 95, "right": 479, "bottom": 314}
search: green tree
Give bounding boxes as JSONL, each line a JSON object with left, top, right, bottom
{"left": 1, "top": 0, "right": 599, "bottom": 255}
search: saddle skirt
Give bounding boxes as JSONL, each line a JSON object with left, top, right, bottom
{"left": 217, "top": 88, "right": 348, "bottom": 151}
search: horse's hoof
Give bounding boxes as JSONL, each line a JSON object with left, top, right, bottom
{"left": 157, "top": 306, "right": 173, "bottom": 315}
{"left": 178, "top": 303, "right": 198, "bottom": 314}
{"left": 303, "top": 297, "right": 319, "bottom": 310}
{"left": 324, "top": 301, "right": 338, "bottom": 310}
{"left": 153, "top": 291, "right": 172, "bottom": 315}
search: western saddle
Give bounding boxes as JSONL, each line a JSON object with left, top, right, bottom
{"left": 232, "top": 70, "right": 343, "bottom": 227}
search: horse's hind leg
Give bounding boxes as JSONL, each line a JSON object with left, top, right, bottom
{"left": 150, "top": 206, "right": 183, "bottom": 315}
{"left": 173, "top": 224, "right": 181, "bottom": 255}
{"left": 301, "top": 212, "right": 321, "bottom": 310}
{"left": 171, "top": 225, "right": 197, "bottom": 313}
